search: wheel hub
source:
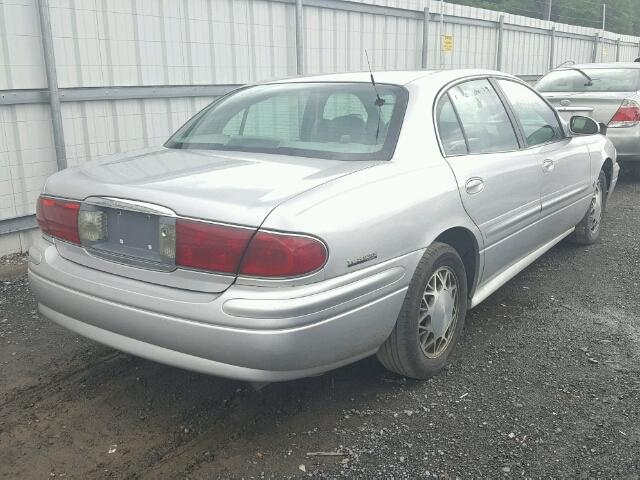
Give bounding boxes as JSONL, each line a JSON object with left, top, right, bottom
{"left": 430, "top": 290, "right": 455, "bottom": 339}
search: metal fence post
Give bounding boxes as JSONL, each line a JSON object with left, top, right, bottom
{"left": 36, "top": 0, "right": 66, "bottom": 170}
{"left": 421, "top": 6, "right": 430, "bottom": 69}
{"left": 615, "top": 38, "right": 621, "bottom": 62}
{"left": 591, "top": 33, "right": 599, "bottom": 62}
{"left": 496, "top": 14, "right": 505, "bottom": 70}
{"left": 295, "top": 0, "right": 304, "bottom": 75}
{"left": 549, "top": 26, "right": 556, "bottom": 71}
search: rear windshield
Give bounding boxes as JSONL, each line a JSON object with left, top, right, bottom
{"left": 536, "top": 68, "right": 640, "bottom": 93}
{"left": 165, "top": 82, "right": 408, "bottom": 161}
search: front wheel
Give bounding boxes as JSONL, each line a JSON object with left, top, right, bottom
{"left": 377, "top": 242, "right": 468, "bottom": 379}
{"left": 573, "top": 170, "right": 606, "bottom": 245}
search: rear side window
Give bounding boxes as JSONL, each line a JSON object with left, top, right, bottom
{"left": 448, "top": 79, "right": 519, "bottom": 154}
{"left": 498, "top": 80, "right": 564, "bottom": 147}
{"left": 436, "top": 94, "right": 467, "bottom": 156}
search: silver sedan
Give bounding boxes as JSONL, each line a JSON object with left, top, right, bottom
{"left": 29, "top": 70, "right": 618, "bottom": 382}
{"left": 537, "top": 63, "right": 640, "bottom": 178}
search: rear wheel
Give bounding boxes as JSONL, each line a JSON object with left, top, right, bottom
{"left": 377, "top": 242, "right": 467, "bottom": 379}
{"left": 573, "top": 170, "right": 606, "bottom": 245}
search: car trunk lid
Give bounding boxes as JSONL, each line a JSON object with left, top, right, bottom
{"left": 44, "top": 147, "right": 378, "bottom": 292}
{"left": 544, "top": 92, "right": 628, "bottom": 124}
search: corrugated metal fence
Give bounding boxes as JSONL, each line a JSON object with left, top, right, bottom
{"left": 1, "top": 0, "right": 639, "bottom": 255}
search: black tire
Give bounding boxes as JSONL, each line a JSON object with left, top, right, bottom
{"left": 377, "top": 242, "right": 468, "bottom": 379}
{"left": 573, "top": 170, "right": 607, "bottom": 245}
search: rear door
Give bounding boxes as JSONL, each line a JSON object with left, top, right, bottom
{"left": 496, "top": 79, "right": 592, "bottom": 237}
{"left": 437, "top": 78, "right": 543, "bottom": 283}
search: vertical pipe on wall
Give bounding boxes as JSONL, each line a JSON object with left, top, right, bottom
{"left": 549, "top": 26, "right": 556, "bottom": 71}
{"left": 421, "top": 6, "right": 430, "bottom": 69}
{"left": 295, "top": 0, "right": 304, "bottom": 75}
{"left": 615, "top": 38, "right": 620, "bottom": 62}
{"left": 591, "top": 33, "right": 600, "bottom": 62}
{"left": 36, "top": 0, "right": 66, "bottom": 170}
{"left": 496, "top": 14, "right": 504, "bottom": 71}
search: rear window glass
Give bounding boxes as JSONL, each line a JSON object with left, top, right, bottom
{"left": 165, "top": 83, "right": 407, "bottom": 161}
{"left": 536, "top": 68, "right": 640, "bottom": 93}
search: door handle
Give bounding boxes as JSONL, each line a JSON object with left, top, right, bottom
{"left": 542, "top": 159, "right": 555, "bottom": 173}
{"left": 465, "top": 177, "right": 485, "bottom": 195}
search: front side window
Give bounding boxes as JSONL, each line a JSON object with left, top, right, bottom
{"left": 448, "top": 79, "right": 519, "bottom": 154}
{"left": 166, "top": 83, "right": 407, "bottom": 161}
{"left": 498, "top": 80, "right": 564, "bottom": 147}
{"left": 536, "top": 68, "right": 640, "bottom": 93}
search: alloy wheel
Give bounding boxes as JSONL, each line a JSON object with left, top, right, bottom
{"left": 589, "top": 181, "right": 603, "bottom": 234}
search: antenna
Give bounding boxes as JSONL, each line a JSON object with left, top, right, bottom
{"left": 364, "top": 50, "right": 385, "bottom": 141}
{"left": 365, "top": 50, "right": 385, "bottom": 107}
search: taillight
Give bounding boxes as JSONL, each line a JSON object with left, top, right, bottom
{"left": 175, "top": 219, "right": 327, "bottom": 277}
{"left": 175, "top": 219, "right": 253, "bottom": 274}
{"left": 239, "top": 231, "right": 327, "bottom": 278}
{"left": 36, "top": 196, "right": 81, "bottom": 244}
{"left": 608, "top": 99, "right": 640, "bottom": 127}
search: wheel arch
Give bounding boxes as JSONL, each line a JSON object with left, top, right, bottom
{"left": 601, "top": 157, "right": 614, "bottom": 193}
{"left": 434, "top": 227, "right": 480, "bottom": 299}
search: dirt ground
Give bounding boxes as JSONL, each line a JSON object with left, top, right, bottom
{"left": 1, "top": 178, "right": 639, "bottom": 479}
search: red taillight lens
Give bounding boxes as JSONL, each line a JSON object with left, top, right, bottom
{"left": 36, "top": 196, "right": 81, "bottom": 244}
{"left": 608, "top": 99, "right": 640, "bottom": 127}
{"left": 175, "top": 219, "right": 253, "bottom": 274}
{"left": 240, "top": 231, "right": 327, "bottom": 278}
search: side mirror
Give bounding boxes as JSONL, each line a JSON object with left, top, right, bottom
{"left": 570, "top": 116, "right": 600, "bottom": 136}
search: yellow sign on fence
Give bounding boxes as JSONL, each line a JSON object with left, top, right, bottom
{"left": 442, "top": 35, "right": 454, "bottom": 53}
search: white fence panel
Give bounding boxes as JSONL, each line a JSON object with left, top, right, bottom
{"left": 1, "top": 0, "right": 640, "bottom": 255}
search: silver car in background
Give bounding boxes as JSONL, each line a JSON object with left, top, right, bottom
{"left": 29, "top": 70, "right": 618, "bottom": 383}
{"left": 537, "top": 63, "right": 640, "bottom": 178}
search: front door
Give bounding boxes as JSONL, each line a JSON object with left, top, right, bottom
{"left": 496, "top": 79, "right": 592, "bottom": 237}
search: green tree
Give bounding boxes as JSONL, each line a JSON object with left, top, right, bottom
{"left": 444, "top": 0, "right": 639, "bottom": 36}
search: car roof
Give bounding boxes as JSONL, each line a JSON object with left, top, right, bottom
{"left": 568, "top": 62, "right": 640, "bottom": 69}
{"left": 264, "top": 69, "right": 518, "bottom": 87}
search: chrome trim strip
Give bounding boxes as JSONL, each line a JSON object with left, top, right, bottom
{"left": 83, "top": 197, "right": 176, "bottom": 217}
{"left": 555, "top": 107, "right": 594, "bottom": 112}
{"left": 483, "top": 201, "right": 541, "bottom": 240}
{"left": 541, "top": 183, "right": 591, "bottom": 212}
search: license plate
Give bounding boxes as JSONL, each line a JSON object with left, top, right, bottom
{"left": 81, "top": 206, "right": 176, "bottom": 269}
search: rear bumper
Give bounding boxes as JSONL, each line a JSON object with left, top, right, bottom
{"left": 28, "top": 237, "right": 418, "bottom": 382}
{"left": 607, "top": 125, "right": 640, "bottom": 162}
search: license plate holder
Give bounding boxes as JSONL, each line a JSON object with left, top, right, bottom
{"left": 82, "top": 206, "right": 175, "bottom": 270}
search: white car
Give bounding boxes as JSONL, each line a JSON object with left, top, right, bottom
{"left": 29, "top": 70, "right": 618, "bottom": 382}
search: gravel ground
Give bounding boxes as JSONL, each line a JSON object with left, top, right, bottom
{"left": 0, "top": 179, "right": 639, "bottom": 479}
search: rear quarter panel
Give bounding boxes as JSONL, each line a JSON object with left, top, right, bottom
{"left": 261, "top": 160, "right": 482, "bottom": 287}
{"left": 257, "top": 76, "right": 485, "bottom": 290}
{"left": 587, "top": 135, "right": 617, "bottom": 182}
